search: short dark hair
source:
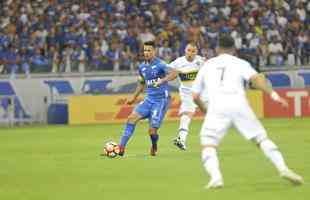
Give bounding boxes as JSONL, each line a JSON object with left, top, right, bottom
{"left": 186, "top": 42, "right": 197, "bottom": 48}
{"left": 144, "top": 41, "right": 156, "bottom": 48}
{"left": 219, "top": 35, "right": 235, "bottom": 49}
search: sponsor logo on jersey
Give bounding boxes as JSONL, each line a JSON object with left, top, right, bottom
{"left": 179, "top": 71, "right": 198, "bottom": 82}
{"left": 146, "top": 77, "right": 160, "bottom": 87}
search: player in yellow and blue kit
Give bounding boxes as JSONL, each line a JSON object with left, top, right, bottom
{"left": 118, "top": 41, "right": 178, "bottom": 156}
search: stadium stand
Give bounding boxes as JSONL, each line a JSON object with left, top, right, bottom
{"left": 0, "top": 0, "right": 309, "bottom": 78}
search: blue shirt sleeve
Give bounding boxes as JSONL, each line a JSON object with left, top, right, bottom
{"left": 159, "top": 62, "right": 171, "bottom": 74}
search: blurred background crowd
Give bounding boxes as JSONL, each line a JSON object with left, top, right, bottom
{"left": 0, "top": 0, "right": 309, "bottom": 78}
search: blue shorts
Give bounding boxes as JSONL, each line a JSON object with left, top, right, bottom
{"left": 134, "top": 97, "right": 170, "bottom": 128}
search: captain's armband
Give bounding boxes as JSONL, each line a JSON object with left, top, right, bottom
{"left": 138, "top": 76, "right": 145, "bottom": 84}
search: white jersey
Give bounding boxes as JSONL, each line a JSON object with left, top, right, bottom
{"left": 192, "top": 53, "right": 257, "bottom": 104}
{"left": 169, "top": 55, "right": 205, "bottom": 93}
{"left": 169, "top": 55, "right": 206, "bottom": 113}
{"left": 193, "top": 53, "right": 266, "bottom": 145}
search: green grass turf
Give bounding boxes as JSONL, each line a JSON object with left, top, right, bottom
{"left": 0, "top": 118, "right": 309, "bottom": 200}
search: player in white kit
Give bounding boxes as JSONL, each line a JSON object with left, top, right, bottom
{"left": 169, "top": 43, "right": 205, "bottom": 150}
{"left": 192, "top": 35, "right": 303, "bottom": 189}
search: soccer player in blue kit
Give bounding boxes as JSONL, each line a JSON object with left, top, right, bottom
{"left": 118, "top": 41, "right": 178, "bottom": 156}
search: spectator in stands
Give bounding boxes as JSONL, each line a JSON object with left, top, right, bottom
{"left": 298, "top": 30, "right": 309, "bottom": 66}
{"left": 19, "top": 46, "right": 31, "bottom": 78}
{"left": 268, "top": 36, "right": 284, "bottom": 66}
{"left": 5, "top": 44, "right": 19, "bottom": 79}
{"left": 90, "top": 40, "right": 104, "bottom": 71}
{"left": 123, "top": 27, "right": 140, "bottom": 55}
{"left": 304, "top": 35, "right": 310, "bottom": 65}
{"left": 61, "top": 43, "right": 74, "bottom": 73}
{"left": 118, "top": 42, "right": 134, "bottom": 71}
{"left": 0, "top": 42, "right": 6, "bottom": 74}
{"left": 50, "top": 46, "right": 60, "bottom": 73}
{"left": 258, "top": 36, "right": 269, "bottom": 67}
{"left": 0, "top": 0, "right": 308, "bottom": 75}
{"left": 105, "top": 42, "right": 120, "bottom": 71}
{"left": 70, "top": 43, "right": 85, "bottom": 72}
{"left": 30, "top": 48, "right": 50, "bottom": 73}
{"left": 283, "top": 31, "right": 299, "bottom": 67}
{"left": 158, "top": 40, "right": 173, "bottom": 63}
{"left": 138, "top": 26, "right": 156, "bottom": 45}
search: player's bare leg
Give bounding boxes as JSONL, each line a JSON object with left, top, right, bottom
{"left": 149, "top": 128, "right": 159, "bottom": 156}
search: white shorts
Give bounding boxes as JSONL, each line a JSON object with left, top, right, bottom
{"left": 178, "top": 88, "right": 208, "bottom": 115}
{"left": 200, "top": 98, "right": 267, "bottom": 146}
{"left": 179, "top": 90, "right": 197, "bottom": 114}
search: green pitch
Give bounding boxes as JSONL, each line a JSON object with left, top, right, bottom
{"left": 0, "top": 118, "right": 309, "bottom": 200}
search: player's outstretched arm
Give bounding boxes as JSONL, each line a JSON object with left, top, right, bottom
{"left": 250, "top": 73, "right": 288, "bottom": 107}
{"left": 127, "top": 82, "right": 145, "bottom": 105}
{"left": 154, "top": 68, "right": 178, "bottom": 87}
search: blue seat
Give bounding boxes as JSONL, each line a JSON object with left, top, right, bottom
{"left": 0, "top": 82, "right": 15, "bottom": 95}
{"left": 298, "top": 73, "right": 310, "bottom": 87}
{"left": 265, "top": 73, "right": 291, "bottom": 88}
{"left": 82, "top": 80, "right": 112, "bottom": 94}
{"left": 0, "top": 81, "right": 30, "bottom": 118}
{"left": 44, "top": 80, "right": 74, "bottom": 94}
{"left": 116, "top": 83, "right": 138, "bottom": 93}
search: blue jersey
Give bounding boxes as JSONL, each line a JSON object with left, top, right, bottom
{"left": 138, "top": 57, "right": 170, "bottom": 101}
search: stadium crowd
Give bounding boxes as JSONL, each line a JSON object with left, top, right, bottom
{"left": 0, "top": 0, "right": 309, "bottom": 78}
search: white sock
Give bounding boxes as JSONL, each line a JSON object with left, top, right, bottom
{"left": 260, "top": 139, "right": 289, "bottom": 173}
{"left": 179, "top": 114, "right": 191, "bottom": 142}
{"left": 202, "top": 147, "right": 222, "bottom": 180}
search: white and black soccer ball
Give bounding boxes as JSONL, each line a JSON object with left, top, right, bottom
{"left": 103, "top": 141, "right": 120, "bottom": 158}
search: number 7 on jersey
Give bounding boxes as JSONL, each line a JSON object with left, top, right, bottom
{"left": 218, "top": 67, "right": 226, "bottom": 85}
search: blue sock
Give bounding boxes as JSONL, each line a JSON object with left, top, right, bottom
{"left": 119, "top": 123, "right": 136, "bottom": 147}
{"left": 150, "top": 134, "right": 159, "bottom": 148}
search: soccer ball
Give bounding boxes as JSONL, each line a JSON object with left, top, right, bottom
{"left": 103, "top": 141, "right": 120, "bottom": 158}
